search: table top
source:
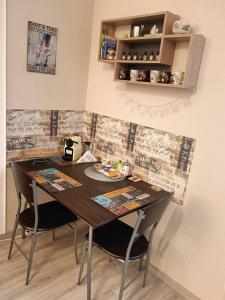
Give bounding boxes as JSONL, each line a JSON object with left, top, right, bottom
{"left": 16, "top": 159, "right": 172, "bottom": 228}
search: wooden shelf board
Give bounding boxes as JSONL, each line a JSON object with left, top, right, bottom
{"left": 163, "top": 34, "right": 192, "bottom": 42}
{"left": 103, "top": 34, "right": 193, "bottom": 43}
{"left": 116, "top": 60, "right": 161, "bottom": 64}
{"left": 98, "top": 59, "right": 170, "bottom": 65}
{"left": 118, "top": 35, "right": 162, "bottom": 43}
{"left": 115, "top": 79, "right": 191, "bottom": 89}
{"left": 101, "top": 12, "right": 168, "bottom": 26}
{"left": 98, "top": 59, "right": 116, "bottom": 63}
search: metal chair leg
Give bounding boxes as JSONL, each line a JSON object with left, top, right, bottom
{"left": 119, "top": 259, "right": 129, "bottom": 300}
{"left": 87, "top": 226, "right": 93, "bottom": 300}
{"left": 139, "top": 257, "right": 144, "bottom": 271}
{"left": 77, "top": 241, "right": 88, "bottom": 285}
{"left": 8, "top": 215, "right": 19, "bottom": 260}
{"left": 142, "top": 248, "right": 151, "bottom": 287}
{"left": 25, "top": 230, "right": 37, "bottom": 285}
{"left": 74, "top": 222, "right": 79, "bottom": 265}
{"left": 52, "top": 230, "right": 56, "bottom": 241}
{"left": 22, "top": 200, "right": 28, "bottom": 240}
{"left": 142, "top": 225, "right": 157, "bottom": 287}
{"left": 22, "top": 228, "right": 26, "bottom": 240}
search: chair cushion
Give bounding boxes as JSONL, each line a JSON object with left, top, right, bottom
{"left": 87, "top": 219, "right": 149, "bottom": 260}
{"left": 19, "top": 201, "right": 77, "bottom": 231}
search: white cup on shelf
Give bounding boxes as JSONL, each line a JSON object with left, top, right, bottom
{"left": 130, "top": 70, "right": 139, "bottom": 81}
{"left": 150, "top": 70, "right": 161, "bottom": 83}
{"left": 173, "top": 71, "right": 184, "bottom": 85}
{"left": 133, "top": 26, "right": 140, "bottom": 37}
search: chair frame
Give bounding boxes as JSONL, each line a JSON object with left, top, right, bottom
{"left": 8, "top": 162, "right": 79, "bottom": 285}
{"left": 77, "top": 207, "right": 160, "bottom": 300}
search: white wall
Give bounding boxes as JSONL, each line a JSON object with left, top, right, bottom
{"left": 86, "top": 1, "right": 225, "bottom": 300}
{"left": 5, "top": 0, "right": 94, "bottom": 230}
{"left": 7, "top": 0, "right": 93, "bottom": 110}
{"left": 0, "top": 0, "right": 6, "bottom": 234}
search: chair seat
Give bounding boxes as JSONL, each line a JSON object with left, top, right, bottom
{"left": 87, "top": 219, "right": 149, "bottom": 260}
{"left": 19, "top": 201, "right": 77, "bottom": 231}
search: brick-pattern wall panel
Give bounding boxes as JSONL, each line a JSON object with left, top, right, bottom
{"left": 96, "top": 115, "right": 127, "bottom": 148}
{"left": 7, "top": 109, "right": 52, "bottom": 161}
{"left": 6, "top": 109, "right": 86, "bottom": 162}
{"left": 57, "top": 110, "right": 86, "bottom": 149}
{"left": 132, "top": 125, "right": 195, "bottom": 204}
{"left": 6, "top": 109, "right": 196, "bottom": 204}
{"left": 83, "top": 112, "right": 195, "bottom": 204}
{"left": 58, "top": 110, "right": 86, "bottom": 137}
{"left": 7, "top": 109, "right": 49, "bottom": 137}
{"left": 85, "top": 112, "right": 132, "bottom": 163}
{"left": 82, "top": 111, "right": 95, "bottom": 142}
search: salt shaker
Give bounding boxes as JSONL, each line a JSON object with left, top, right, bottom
{"left": 122, "top": 52, "right": 126, "bottom": 60}
{"left": 149, "top": 51, "right": 154, "bottom": 61}
{"left": 143, "top": 51, "right": 148, "bottom": 61}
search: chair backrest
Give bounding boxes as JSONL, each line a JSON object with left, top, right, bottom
{"left": 137, "top": 196, "right": 170, "bottom": 237}
{"left": 11, "top": 161, "right": 36, "bottom": 208}
{"left": 124, "top": 196, "right": 170, "bottom": 262}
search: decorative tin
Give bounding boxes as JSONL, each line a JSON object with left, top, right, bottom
{"left": 119, "top": 69, "right": 130, "bottom": 80}
{"left": 173, "top": 71, "right": 184, "bottom": 85}
{"left": 159, "top": 71, "right": 171, "bottom": 84}
{"left": 137, "top": 70, "right": 150, "bottom": 82}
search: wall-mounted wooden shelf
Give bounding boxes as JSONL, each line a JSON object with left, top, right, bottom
{"left": 114, "top": 79, "right": 189, "bottom": 89}
{"left": 163, "top": 34, "right": 192, "bottom": 42}
{"left": 98, "top": 59, "right": 115, "bottom": 63}
{"left": 118, "top": 35, "right": 162, "bottom": 42}
{"left": 116, "top": 60, "right": 160, "bottom": 64}
{"left": 98, "top": 11, "right": 205, "bottom": 89}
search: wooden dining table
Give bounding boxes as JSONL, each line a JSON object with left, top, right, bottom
{"left": 16, "top": 158, "right": 172, "bottom": 300}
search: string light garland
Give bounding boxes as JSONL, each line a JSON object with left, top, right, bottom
{"left": 115, "top": 83, "right": 190, "bottom": 117}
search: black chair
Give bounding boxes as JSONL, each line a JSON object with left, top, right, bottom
{"left": 8, "top": 162, "right": 79, "bottom": 285}
{"left": 77, "top": 196, "right": 170, "bottom": 300}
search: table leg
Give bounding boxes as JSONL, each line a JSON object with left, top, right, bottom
{"left": 87, "top": 226, "right": 93, "bottom": 300}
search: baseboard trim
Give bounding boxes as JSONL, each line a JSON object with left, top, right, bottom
{"left": 150, "top": 264, "right": 201, "bottom": 300}
{"left": 0, "top": 232, "right": 12, "bottom": 240}
{"left": 0, "top": 229, "right": 22, "bottom": 241}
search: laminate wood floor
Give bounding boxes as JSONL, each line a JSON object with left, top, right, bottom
{"left": 0, "top": 221, "right": 187, "bottom": 300}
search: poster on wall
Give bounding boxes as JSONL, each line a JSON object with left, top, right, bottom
{"left": 27, "top": 21, "right": 57, "bottom": 75}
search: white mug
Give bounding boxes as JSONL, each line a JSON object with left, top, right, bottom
{"left": 130, "top": 69, "right": 138, "bottom": 81}
{"left": 150, "top": 70, "right": 160, "bottom": 83}
{"left": 173, "top": 71, "right": 184, "bottom": 85}
{"left": 133, "top": 26, "right": 140, "bottom": 37}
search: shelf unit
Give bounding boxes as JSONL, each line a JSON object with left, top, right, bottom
{"left": 114, "top": 79, "right": 188, "bottom": 89}
{"left": 98, "top": 11, "right": 205, "bottom": 89}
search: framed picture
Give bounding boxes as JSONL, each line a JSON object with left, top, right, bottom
{"left": 27, "top": 21, "right": 58, "bottom": 75}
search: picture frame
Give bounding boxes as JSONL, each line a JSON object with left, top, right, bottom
{"left": 27, "top": 21, "right": 58, "bottom": 75}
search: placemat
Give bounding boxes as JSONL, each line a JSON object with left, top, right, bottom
{"left": 28, "top": 168, "right": 82, "bottom": 193}
{"left": 91, "top": 186, "right": 152, "bottom": 216}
